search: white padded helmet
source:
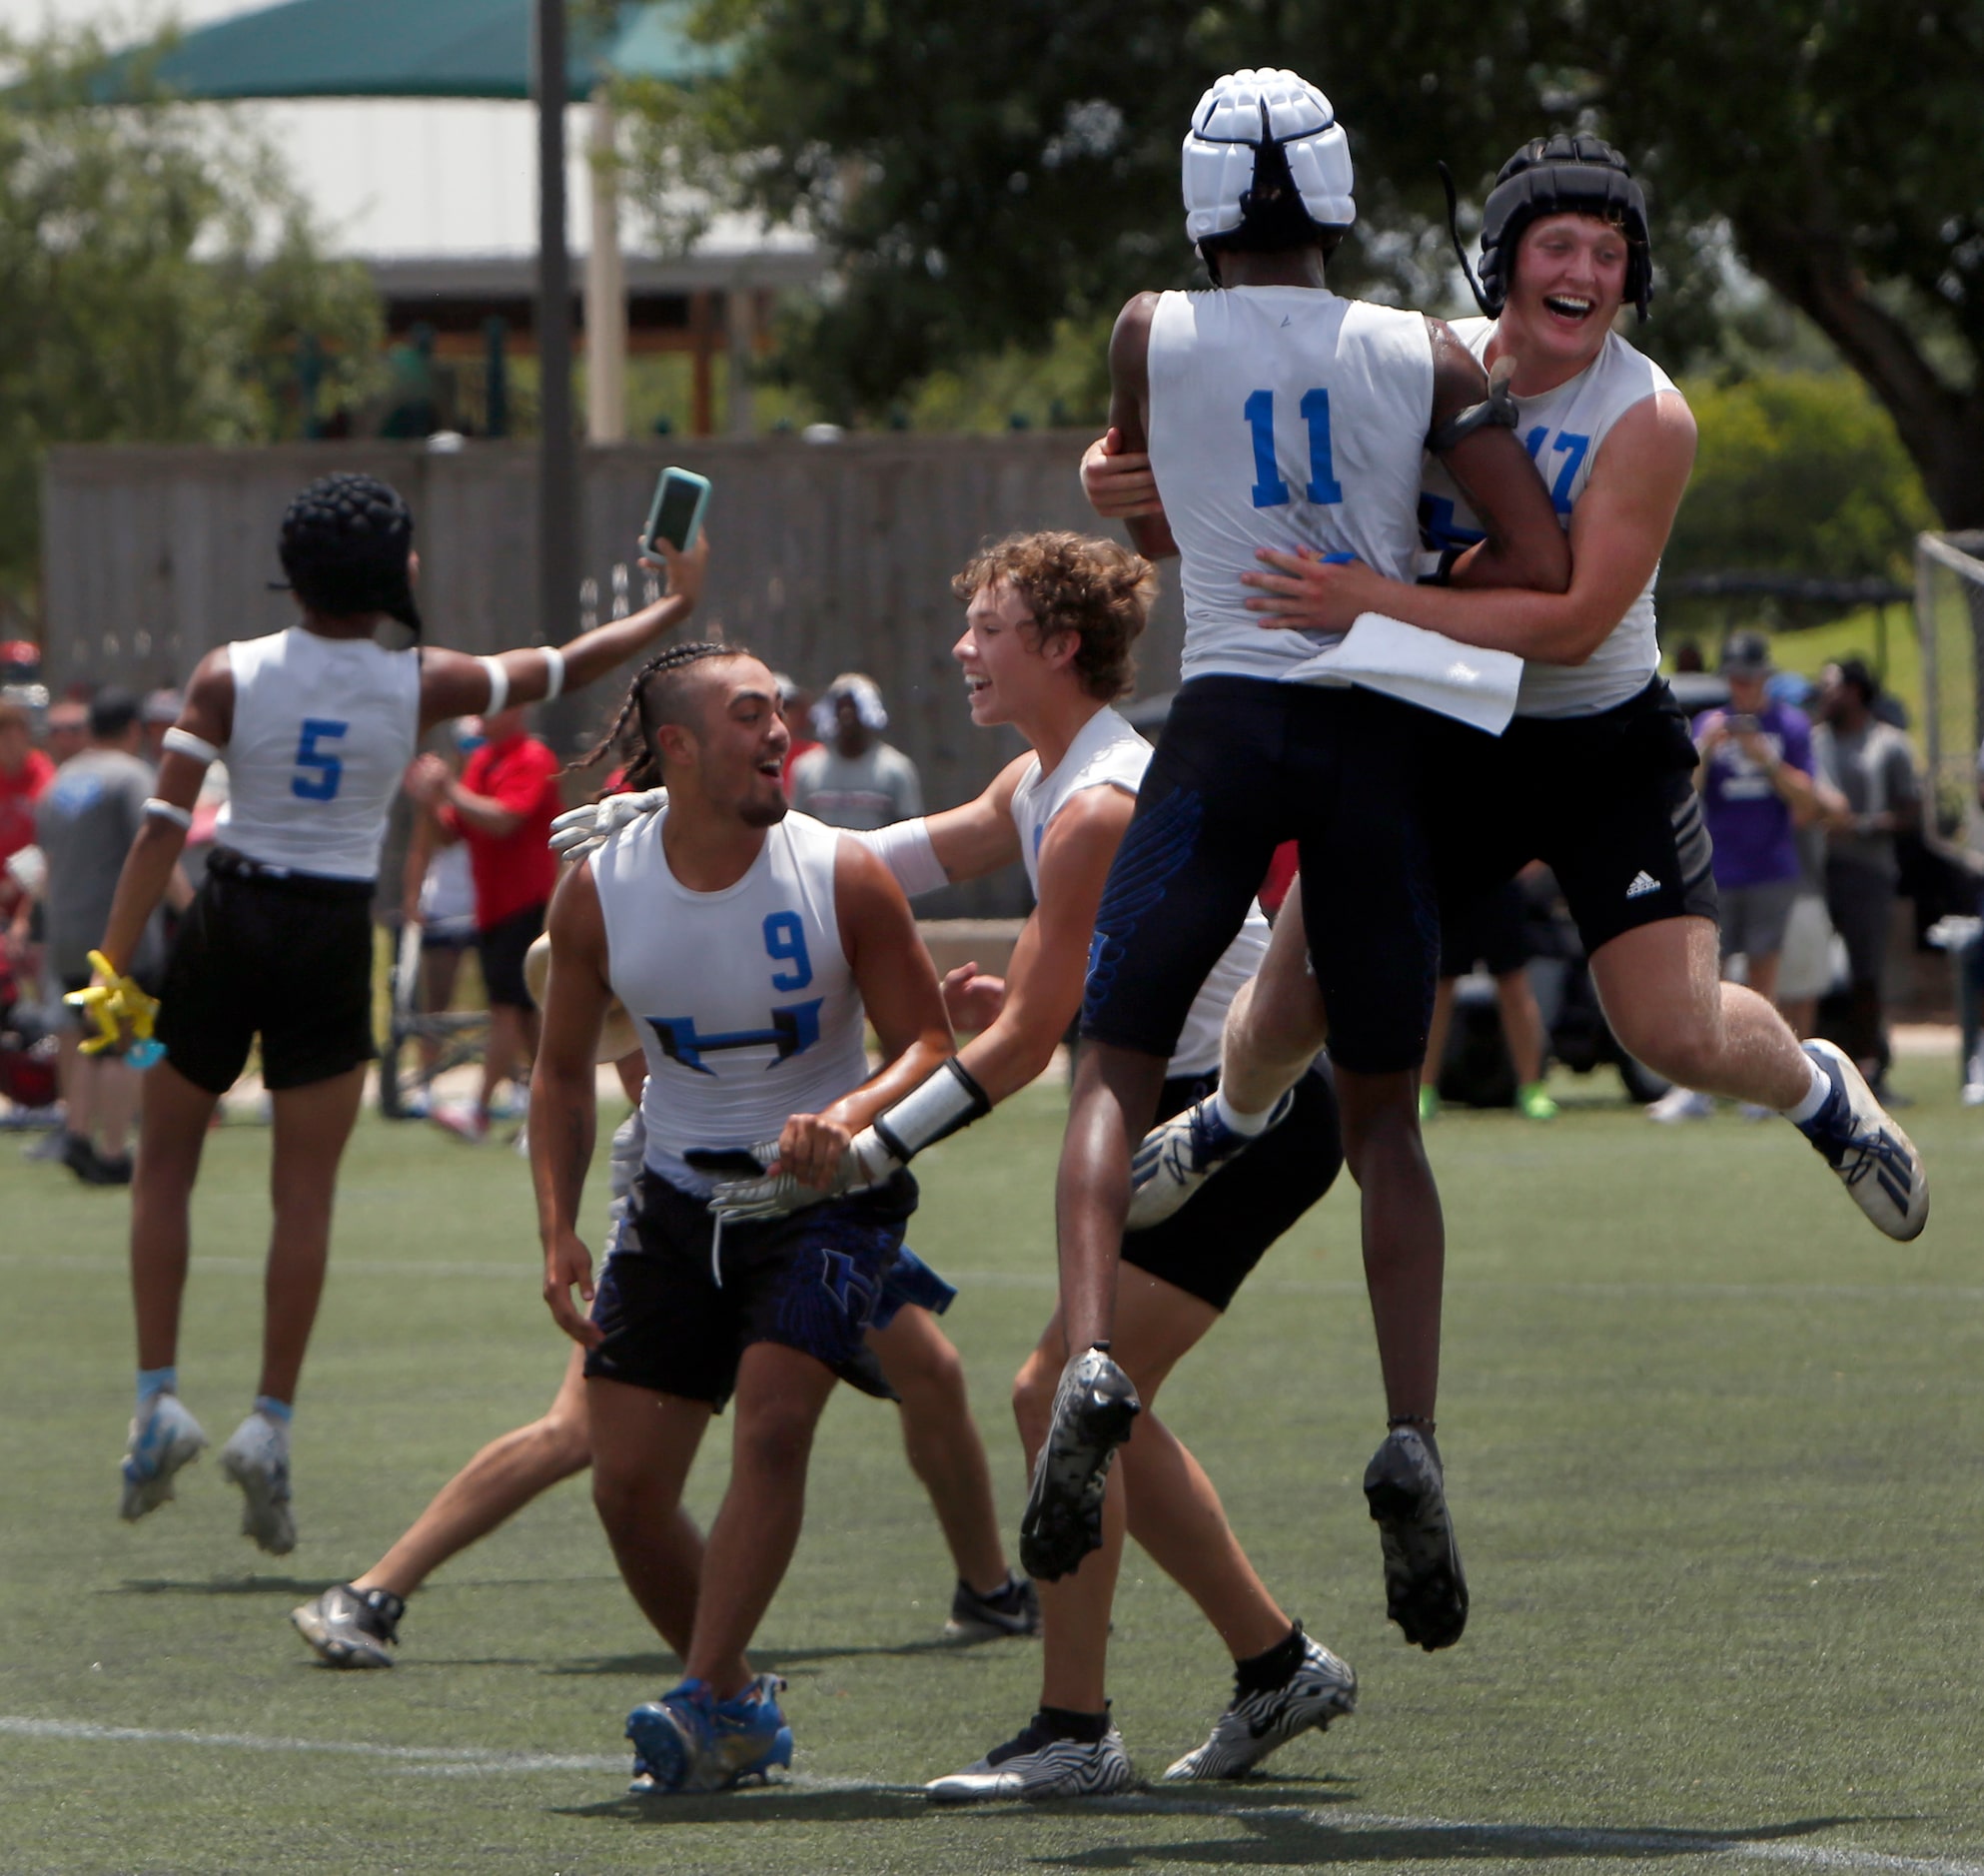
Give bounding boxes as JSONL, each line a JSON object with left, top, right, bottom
{"left": 1182, "top": 68, "right": 1355, "bottom": 248}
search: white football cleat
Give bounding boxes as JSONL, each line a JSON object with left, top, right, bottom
{"left": 1163, "top": 1627, "right": 1357, "bottom": 1780}
{"left": 218, "top": 1413, "right": 297, "bottom": 1556}
{"left": 119, "top": 1394, "right": 209, "bottom": 1521}
{"left": 1792, "top": 1039, "right": 1928, "bottom": 1241}
{"left": 1126, "top": 1088, "right": 1294, "bottom": 1230}
{"left": 926, "top": 1716, "right": 1133, "bottom": 1803}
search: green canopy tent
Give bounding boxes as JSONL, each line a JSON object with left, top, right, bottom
{"left": 91, "top": 0, "right": 721, "bottom": 658}
{"left": 91, "top": 0, "right": 718, "bottom": 101}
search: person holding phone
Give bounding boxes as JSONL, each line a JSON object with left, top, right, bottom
{"left": 91, "top": 471, "right": 708, "bottom": 1555}
{"left": 1647, "top": 630, "right": 1822, "bottom": 1119}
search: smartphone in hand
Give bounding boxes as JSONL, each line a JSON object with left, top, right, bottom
{"left": 642, "top": 468, "right": 711, "bottom": 555}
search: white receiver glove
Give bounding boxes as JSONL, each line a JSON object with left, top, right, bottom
{"left": 547, "top": 786, "right": 667, "bottom": 862}
{"left": 703, "top": 1129, "right": 902, "bottom": 1225}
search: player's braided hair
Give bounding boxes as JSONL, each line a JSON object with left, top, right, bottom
{"left": 952, "top": 531, "right": 1156, "bottom": 701}
{"left": 573, "top": 639, "right": 756, "bottom": 792}
{"left": 276, "top": 471, "right": 422, "bottom": 634}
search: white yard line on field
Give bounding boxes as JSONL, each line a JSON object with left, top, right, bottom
{"left": 4, "top": 1715, "right": 1981, "bottom": 1872}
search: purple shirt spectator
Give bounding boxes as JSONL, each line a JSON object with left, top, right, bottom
{"left": 1693, "top": 698, "right": 1811, "bottom": 889}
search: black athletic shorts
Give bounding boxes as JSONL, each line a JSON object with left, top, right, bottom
{"left": 583, "top": 1166, "right": 918, "bottom": 1410}
{"left": 153, "top": 854, "right": 377, "bottom": 1094}
{"left": 1122, "top": 1060, "right": 1343, "bottom": 1313}
{"left": 1429, "top": 678, "right": 1717, "bottom": 954}
{"left": 479, "top": 901, "right": 546, "bottom": 1010}
{"left": 1081, "top": 677, "right": 1441, "bottom": 1076}
{"left": 1439, "top": 877, "right": 1531, "bottom": 979}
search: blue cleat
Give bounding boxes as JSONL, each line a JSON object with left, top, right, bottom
{"left": 626, "top": 1674, "right": 793, "bottom": 1795}
{"left": 1793, "top": 1040, "right": 1928, "bottom": 1241}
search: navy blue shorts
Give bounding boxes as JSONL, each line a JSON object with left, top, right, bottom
{"left": 584, "top": 1167, "right": 917, "bottom": 1409}
{"left": 1123, "top": 1061, "right": 1343, "bottom": 1312}
{"left": 1081, "top": 676, "right": 1442, "bottom": 1076}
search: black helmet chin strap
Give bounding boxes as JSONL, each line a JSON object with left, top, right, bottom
{"left": 1438, "top": 161, "right": 1494, "bottom": 319}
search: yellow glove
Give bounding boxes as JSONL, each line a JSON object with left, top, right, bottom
{"left": 65, "top": 950, "right": 163, "bottom": 1064}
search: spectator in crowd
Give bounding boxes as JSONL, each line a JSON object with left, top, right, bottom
{"left": 1650, "top": 631, "right": 1823, "bottom": 1121}
{"left": 44, "top": 697, "right": 90, "bottom": 768}
{"left": 0, "top": 697, "right": 53, "bottom": 950}
{"left": 35, "top": 688, "right": 181, "bottom": 1183}
{"left": 406, "top": 704, "right": 562, "bottom": 1143}
{"left": 774, "top": 672, "right": 818, "bottom": 790}
{"left": 1422, "top": 870, "right": 1557, "bottom": 1123}
{"left": 1813, "top": 657, "right": 1919, "bottom": 1094}
{"left": 788, "top": 672, "right": 923, "bottom": 830}
{"left": 398, "top": 724, "right": 483, "bottom": 1111}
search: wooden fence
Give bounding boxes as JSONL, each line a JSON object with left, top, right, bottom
{"left": 43, "top": 434, "right": 1184, "bottom": 916}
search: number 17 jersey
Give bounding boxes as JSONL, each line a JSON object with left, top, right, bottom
{"left": 592, "top": 808, "right": 872, "bottom": 1197}
{"left": 1147, "top": 285, "right": 1434, "bottom": 684}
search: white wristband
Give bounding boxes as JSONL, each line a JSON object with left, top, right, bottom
{"left": 872, "top": 1058, "right": 992, "bottom": 1163}
{"left": 143, "top": 797, "right": 193, "bottom": 830}
{"left": 161, "top": 727, "right": 220, "bottom": 766}
{"left": 854, "top": 817, "right": 949, "bottom": 899}
{"left": 478, "top": 655, "right": 509, "bottom": 716}
{"left": 540, "top": 645, "right": 566, "bottom": 701}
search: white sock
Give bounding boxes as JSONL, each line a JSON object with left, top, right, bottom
{"left": 1214, "top": 1086, "right": 1277, "bottom": 1137}
{"left": 1780, "top": 1054, "right": 1832, "bottom": 1125}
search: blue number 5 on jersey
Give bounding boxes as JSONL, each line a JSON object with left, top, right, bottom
{"left": 291, "top": 718, "right": 349, "bottom": 801}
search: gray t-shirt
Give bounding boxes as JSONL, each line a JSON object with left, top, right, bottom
{"left": 787, "top": 741, "right": 924, "bottom": 832}
{"left": 36, "top": 748, "right": 159, "bottom": 982}
{"left": 1812, "top": 719, "right": 1918, "bottom": 880}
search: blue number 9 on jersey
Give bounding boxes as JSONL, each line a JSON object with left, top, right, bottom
{"left": 763, "top": 911, "right": 813, "bottom": 991}
{"left": 292, "top": 718, "right": 349, "bottom": 801}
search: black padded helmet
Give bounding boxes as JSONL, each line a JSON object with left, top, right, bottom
{"left": 276, "top": 471, "right": 422, "bottom": 642}
{"left": 1473, "top": 134, "right": 1652, "bottom": 322}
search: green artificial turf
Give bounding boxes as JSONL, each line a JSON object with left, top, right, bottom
{"left": 2, "top": 1062, "right": 1981, "bottom": 1873}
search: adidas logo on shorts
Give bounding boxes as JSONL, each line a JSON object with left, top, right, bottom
{"left": 1624, "top": 869, "right": 1660, "bottom": 900}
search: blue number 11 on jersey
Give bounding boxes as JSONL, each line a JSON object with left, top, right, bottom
{"left": 1244, "top": 388, "right": 1344, "bottom": 508}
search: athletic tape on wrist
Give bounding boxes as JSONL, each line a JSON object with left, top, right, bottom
{"left": 872, "top": 1057, "right": 992, "bottom": 1164}
{"left": 161, "top": 727, "right": 220, "bottom": 766}
{"left": 478, "top": 655, "right": 509, "bottom": 716}
{"left": 854, "top": 817, "right": 948, "bottom": 899}
{"left": 143, "top": 797, "right": 193, "bottom": 830}
{"left": 541, "top": 645, "right": 566, "bottom": 701}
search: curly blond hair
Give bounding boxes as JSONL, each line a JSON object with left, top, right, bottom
{"left": 952, "top": 531, "right": 1157, "bottom": 701}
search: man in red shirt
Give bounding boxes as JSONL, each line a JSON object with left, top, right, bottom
{"left": 407, "top": 704, "right": 562, "bottom": 1142}
{"left": 0, "top": 698, "right": 55, "bottom": 946}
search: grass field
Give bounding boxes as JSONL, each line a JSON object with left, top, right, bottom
{"left": 3, "top": 1061, "right": 1982, "bottom": 1875}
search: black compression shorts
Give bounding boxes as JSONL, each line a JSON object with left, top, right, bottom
{"left": 1439, "top": 877, "right": 1531, "bottom": 979}
{"left": 1122, "top": 1060, "right": 1343, "bottom": 1313}
{"left": 153, "top": 858, "right": 377, "bottom": 1094}
{"left": 1080, "top": 677, "right": 1441, "bottom": 1076}
{"left": 1429, "top": 677, "right": 1716, "bottom": 953}
{"left": 584, "top": 1168, "right": 917, "bottom": 1409}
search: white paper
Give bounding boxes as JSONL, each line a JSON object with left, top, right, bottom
{"left": 1282, "top": 611, "right": 1523, "bottom": 735}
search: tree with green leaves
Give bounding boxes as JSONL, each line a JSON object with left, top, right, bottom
{"left": 0, "top": 25, "right": 382, "bottom": 609}
{"left": 632, "top": 0, "right": 1982, "bottom": 530}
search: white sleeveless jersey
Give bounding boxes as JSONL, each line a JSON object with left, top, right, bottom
{"left": 1147, "top": 287, "right": 1435, "bottom": 684}
{"left": 216, "top": 627, "right": 421, "bottom": 879}
{"left": 1417, "top": 318, "right": 1677, "bottom": 717}
{"left": 1010, "top": 706, "right": 1268, "bottom": 1079}
{"left": 592, "top": 808, "right": 872, "bottom": 1197}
